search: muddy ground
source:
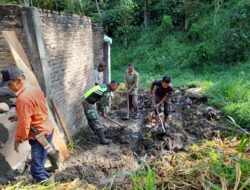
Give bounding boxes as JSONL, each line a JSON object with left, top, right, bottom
{"left": 4, "top": 88, "right": 231, "bottom": 188}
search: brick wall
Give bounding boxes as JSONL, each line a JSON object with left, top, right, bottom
{"left": 92, "top": 23, "right": 104, "bottom": 68}
{"left": 0, "top": 5, "right": 29, "bottom": 69}
{"left": 39, "top": 10, "right": 95, "bottom": 132}
{"left": 0, "top": 5, "right": 102, "bottom": 133}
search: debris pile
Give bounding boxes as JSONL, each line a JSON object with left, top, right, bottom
{"left": 1, "top": 87, "right": 232, "bottom": 189}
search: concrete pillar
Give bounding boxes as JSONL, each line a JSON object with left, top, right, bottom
{"left": 104, "top": 42, "right": 111, "bottom": 83}
{"left": 20, "top": 7, "right": 50, "bottom": 100}
{"left": 103, "top": 35, "right": 112, "bottom": 84}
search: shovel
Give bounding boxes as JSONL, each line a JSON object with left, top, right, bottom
{"left": 151, "top": 98, "right": 166, "bottom": 133}
{"left": 98, "top": 112, "right": 125, "bottom": 128}
{"left": 156, "top": 108, "right": 166, "bottom": 133}
{"left": 122, "top": 91, "right": 130, "bottom": 120}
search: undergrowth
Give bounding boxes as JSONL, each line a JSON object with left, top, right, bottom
{"left": 0, "top": 179, "right": 96, "bottom": 190}
{"left": 107, "top": 135, "right": 250, "bottom": 190}
{"left": 112, "top": 39, "right": 250, "bottom": 129}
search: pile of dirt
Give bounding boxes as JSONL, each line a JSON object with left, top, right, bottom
{"left": 108, "top": 88, "right": 227, "bottom": 157}
{"left": 55, "top": 143, "right": 138, "bottom": 188}
{"left": 6, "top": 87, "right": 231, "bottom": 189}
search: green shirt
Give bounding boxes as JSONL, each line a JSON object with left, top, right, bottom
{"left": 83, "top": 84, "right": 111, "bottom": 113}
{"left": 124, "top": 70, "right": 139, "bottom": 95}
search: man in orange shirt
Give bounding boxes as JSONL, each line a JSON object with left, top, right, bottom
{"left": 0, "top": 66, "right": 55, "bottom": 183}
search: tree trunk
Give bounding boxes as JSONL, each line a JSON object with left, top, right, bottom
{"left": 144, "top": 0, "right": 148, "bottom": 27}
{"left": 184, "top": 16, "right": 189, "bottom": 30}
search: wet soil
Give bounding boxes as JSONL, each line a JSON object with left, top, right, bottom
{"left": 6, "top": 88, "right": 230, "bottom": 188}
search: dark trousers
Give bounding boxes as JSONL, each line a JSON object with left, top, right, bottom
{"left": 129, "top": 95, "right": 138, "bottom": 113}
{"left": 29, "top": 130, "right": 54, "bottom": 182}
{"left": 155, "top": 96, "right": 169, "bottom": 117}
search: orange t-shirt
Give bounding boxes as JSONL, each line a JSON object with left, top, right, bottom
{"left": 15, "top": 85, "right": 52, "bottom": 141}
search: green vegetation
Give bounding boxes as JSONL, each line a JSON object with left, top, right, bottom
{"left": 1, "top": 0, "right": 249, "bottom": 189}
{"left": 0, "top": 179, "right": 96, "bottom": 190}
{"left": 111, "top": 0, "right": 250, "bottom": 129}
{"left": 106, "top": 136, "right": 250, "bottom": 190}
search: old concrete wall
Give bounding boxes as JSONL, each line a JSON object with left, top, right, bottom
{"left": 38, "top": 10, "right": 95, "bottom": 133}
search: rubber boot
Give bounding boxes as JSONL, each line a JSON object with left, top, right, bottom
{"left": 96, "top": 128, "right": 112, "bottom": 145}
{"left": 133, "top": 112, "right": 139, "bottom": 119}
{"left": 41, "top": 173, "right": 55, "bottom": 186}
{"left": 89, "top": 124, "right": 97, "bottom": 134}
{"left": 163, "top": 116, "right": 170, "bottom": 128}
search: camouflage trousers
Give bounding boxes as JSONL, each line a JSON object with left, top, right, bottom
{"left": 82, "top": 100, "right": 103, "bottom": 131}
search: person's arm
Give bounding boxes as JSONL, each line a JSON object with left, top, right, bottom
{"left": 124, "top": 72, "right": 128, "bottom": 89}
{"left": 14, "top": 100, "right": 33, "bottom": 152}
{"left": 94, "top": 69, "right": 99, "bottom": 85}
{"left": 99, "top": 92, "right": 110, "bottom": 117}
{"left": 150, "top": 81, "right": 156, "bottom": 95}
{"left": 155, "top": 88, "right": 173, "bottom": 109}
{"left": 159, "top": 93, "right": 169, "bottom": 105}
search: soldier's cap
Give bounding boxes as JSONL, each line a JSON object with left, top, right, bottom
{"left": 0, "top": 66, "right": 24, "bottom": 87}
{"left": 110, "top": 80, "right": 120, "bottom": 85}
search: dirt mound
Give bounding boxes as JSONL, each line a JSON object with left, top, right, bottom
{"left": 4, "top": 88, "right": 230, "bottom": 188}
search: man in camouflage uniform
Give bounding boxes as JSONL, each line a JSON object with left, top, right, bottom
{"left": 124, "top": 63, "right": 139, "bottom": 119}
{"left": 82, "top": 80, "right": 119, "bottom": 144}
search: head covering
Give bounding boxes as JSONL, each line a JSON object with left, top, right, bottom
{"left": 0, "top": 66, "right": 24, "bottom": 87}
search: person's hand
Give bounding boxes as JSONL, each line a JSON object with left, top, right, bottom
{"left": 102, "top": 112, "right": 107, "bottom": 118}
{"left": 8, "top": 115, "right": 18, "bottom": 122}
{"left": 149, "top": 93, "right": 154, "bottom": 99}
{"left": 125, "top": 83, "right": 128, "bottom": 88}
{"left": 154, "top": 103, "right": 160, "bottom": 110}
{"left": 14, "top": 140, "right": 21, "bottom": 153}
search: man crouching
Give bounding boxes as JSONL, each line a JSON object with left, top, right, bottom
{"left": 82, "top": 80, "right": 119, "bottom": 145}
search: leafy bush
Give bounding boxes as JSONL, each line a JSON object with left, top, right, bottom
{"left": 155, "top": 15, "right": 174, "bottom": 44}
{"left": 216, "top": 0, "right": 250, "bottom": 64}
{"left": 188, "top": 42, "right": 213, "bottom": 67}
{"left": 159, "top": 15, "right": 174, "bottom": 34}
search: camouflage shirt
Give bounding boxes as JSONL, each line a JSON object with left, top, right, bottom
{"left": 124, "top": 70, "right": 139, "bottom": 95}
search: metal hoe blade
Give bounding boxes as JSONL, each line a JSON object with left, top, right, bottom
{"left": 156, "top": 109, "right": 166, "bottom": 133}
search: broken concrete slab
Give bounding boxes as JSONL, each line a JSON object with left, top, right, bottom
{"left": 0, "top": 87, "right": 15, "bottom": 98}
{"left": 9, "top": 98, "right": 16, "bottom": 107}
{"left": 186, "top": 87, "right": 202, "bottom": 94}
{"left": 186, "top": 93, "right": 208, "bottom": 102}
{"left": 0, "top": 108, "right": 30, "bottom": 177}
{"left": 0, "top": 102, "right": 9, "bottom": 113}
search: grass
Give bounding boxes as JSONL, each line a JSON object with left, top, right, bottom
{"left": 106, "top": 155, "right": 157, "bottom": 190}
{"left": 112, "top": 40, "right": 250, "bottom": 129}
{"left": 0, "top": 179, "right": 97, "bottom": 190}
{"left": 103, "top": 135, "right": 249, "bottom": 190}
{"left": 111, "top": 3, "right": 250, "bottom": 129}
